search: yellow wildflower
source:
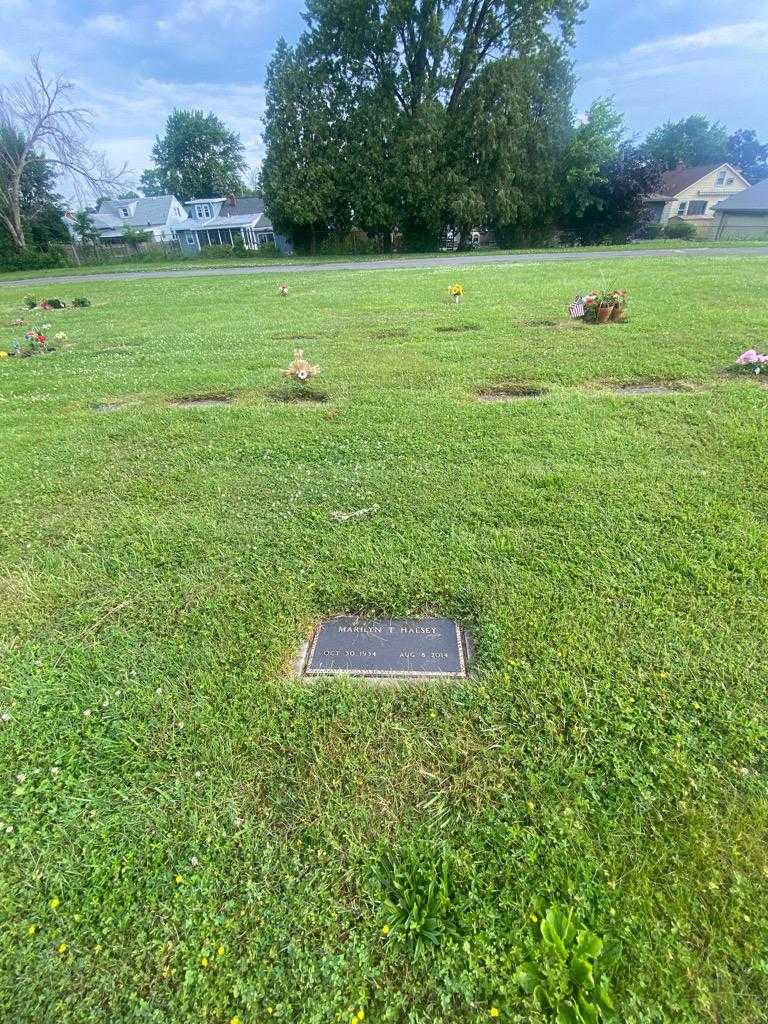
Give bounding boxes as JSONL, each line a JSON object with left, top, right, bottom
{"left": 200, "top": 956, "right": 209, "bottom": 967}
{"left": 0, "top": 351, "right": 8, "bottom": 358}
{"left": 28, "top": 924, "right": 37, "bottom": 935}
{"left": 490, "top": 1008, "right": 500, "bottom": 1018}
{"left": 231, "top": 1018, "right": 242, "bottom": 1024}
{"left": 381, "top": 924, "right": 390, "bottom": 935}
{"left": 175, "top": 875, "right": 184, "bottom": 884}
{"left": 58, "top": 943, "right": 67, "bottom": 954}
{"left": 218, "top": 945, "right": 226, "bottom": 956}
{"left": 529, "top": 913, "right": 538, "bottom": 923}
{"left": 49, "top": 897, "right": 60, "bottom": 910}
{"left": 357, "top": 1012, "right": 365, "bottom": 1021}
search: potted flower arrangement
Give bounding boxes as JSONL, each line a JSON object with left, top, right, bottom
{"left": 595, "top": 291, "right": 617, "bottom": 324}
{"left": 735, "top": 348, "right": 768, "bottom": 374}
{"left": 569, "top": 289, "right": 628, "bottom": 324}
{"left": 448, "top": 283, "right": 464, "bottom": 304}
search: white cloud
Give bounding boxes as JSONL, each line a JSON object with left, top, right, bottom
{"left": 157, "top": 0, "right": 265, "bottom": 30}
{"left": 630, "top": 20, "right": 768, "bottom": 56}
{"left": 83, "top": 13, "right": 132, "bottom": 37}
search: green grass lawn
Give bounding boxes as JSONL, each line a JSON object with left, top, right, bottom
{"left": 1, "top": 256, "right": 767, "bottom": 1023}
{"left": 1, "top": 237, "right": 766, "bottom": 282}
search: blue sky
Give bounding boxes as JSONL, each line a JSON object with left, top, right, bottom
{"left": 1, "top": 0, "right": 766, "bottom": 194}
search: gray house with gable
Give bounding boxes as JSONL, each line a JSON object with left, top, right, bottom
{"left": 175, "top": 196, "right": 290, "bottom": 253}
{"left": 69, "top": 194, "right": 289, "bottom": 254}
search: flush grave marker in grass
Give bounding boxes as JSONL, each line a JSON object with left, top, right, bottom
{"left": 301, "top": 615, "right": 470, "bottom": 679}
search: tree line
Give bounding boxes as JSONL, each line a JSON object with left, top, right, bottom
{"left": 2, "top": 25, "right": 768, "bottom": 260}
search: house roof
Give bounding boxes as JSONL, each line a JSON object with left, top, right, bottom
{"left": 184, "top": 214, "right": 269, "bottom": 230}
{"left": 715, "top": 177, "right": 768, "bottom": 213}
{"left": 216, "top": 197, "right": 266, "bottom": 218}
{"left": 94, "top": 195, "right": 182, "bottom": 230}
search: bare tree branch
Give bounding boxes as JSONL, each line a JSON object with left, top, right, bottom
{"left": 0, "top": 54, "right": 127, "bottom": 249}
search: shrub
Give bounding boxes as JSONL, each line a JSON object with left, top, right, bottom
{"left": 636, "top": 223, "right": 664, "bottom": 239}
{"left": 0, "top": 247, "right": 71, "bottom": 271}
{"left": 258, "top": 240, "right": 279, "bottom": 256}
{"left": 663, "top": 220, "right": 697, "bottom": 240}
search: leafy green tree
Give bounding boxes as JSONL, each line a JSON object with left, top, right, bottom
{"left": 642, "top": 115, "right": 728, "bottom": 170}
{"left": 71, "top": 209, "right": 100, "bottom": 250}
{"left": 120, "top": 225, "right": 150, "bottom": 252}
{"left": 262, "top": 0, "right": 584, "bottom": 249}
{"left": 140, "top": 110, "right": 246, "bottom": 202}
{"left": 0, "top": 126, "right": 68, "bottom": 254}
{"left": 727, "top": 129, "right": 768, "bottom": 185}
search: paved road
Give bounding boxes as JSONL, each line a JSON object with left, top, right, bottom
{"left": 2, "top": 245, "right": 767, "bottom": 288}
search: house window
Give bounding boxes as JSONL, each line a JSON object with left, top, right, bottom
{"left": 687, "top": 201, "right": 707, "bottom": 216}
{"left": 715, "top": 170, "right": 727, "bottom": 186}
{"left": 194, "top": 204, "right": 212, "bottom": 219}
{"left": 119, "top": 207, "right": 130, "bottom": 218}
{"left": 677, "top": 202, "right": 687, "bottom": 216}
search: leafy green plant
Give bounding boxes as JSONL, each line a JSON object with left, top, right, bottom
{"left": 22, "top": 293, "right": 37, "bottom": 309}
{"left": 663, "top": 220, "right": 697, "bottom": 240}
{"left": 514, "top": 904, "right": 616, "bottom": 1023}
{"left": 72, "top": 297, "right": 91, "bottom": 307}
{"left": 372, "top": 843, "right": 456, "bottom": 956}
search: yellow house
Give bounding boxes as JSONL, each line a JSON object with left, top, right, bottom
{"left": 644, "top": 163, "right": 751, "bottom": 235}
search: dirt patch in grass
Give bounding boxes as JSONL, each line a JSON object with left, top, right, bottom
{"left": 610, "top": 381, "right": 689, "bottom": 396}
{"left": 477, "top": 384, "right": 548, "bottom": 402}
{"left": 268, "top": 388, "right": 328, "bottom": 405}
{"left": 435, "top": 323, "right": 482, "bottom": 334}
{"left": 371, "top": 328, "right": 408, "bottom": 339}
{"left": 170, "top": 394, "right": 234, "bottom": 408}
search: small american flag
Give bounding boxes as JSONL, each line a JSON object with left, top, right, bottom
{"left": 568, "top": 297, "right": 585, "bottom": 318}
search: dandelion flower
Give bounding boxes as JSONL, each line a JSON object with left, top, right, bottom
{"left": 200, "top": 956, "right": 209, "bottom": 967}
{"left": 529, "top": 913, "right": 538, "bottom": 923}
{"left": 58, "top": 943, "right": 67, "bottom": 954}
{"left": 381, "top": 924, "right": 390, "bottom": 935}
{"left": 28, "top": 924, "right": 37, "bottom": 935}
{"left": 490, "top": 1008, "right": 500, "bottom": 1018}
{"left": 175, "top": 875, "right": 184, "bottom": 885}
{"left": 49, "top": 897, "right": 60, "bottom": 910}
{"left": 218, "top": 945, "right": 225, "bottom": 956}
{"left": 231, "top": 1018, "right": 242, "bottom": 1024}
{"left": 357, "top": 1012, "right": 365, "bottom": 1021}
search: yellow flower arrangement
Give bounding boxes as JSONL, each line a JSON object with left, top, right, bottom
{"left": 448, "top": 283, "right": 464, "bottom": 298}
{"left": 281, "top": 349, "right": 320, "bottom": 383}
{"left": 0, "top": 351, "right": 8, "bottom": 359}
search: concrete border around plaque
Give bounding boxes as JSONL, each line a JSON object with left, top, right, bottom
{"left": 295, "top": 615, "right": 472, "bottom": 681}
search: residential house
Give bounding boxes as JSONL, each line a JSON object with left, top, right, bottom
{"left": 79, "top": 195, "right": 189, "bottom": 245}
{"left": 175, "top": 196, "right": 289, "bottom": 253}
{"left": 713, "top": 177, "right": 768, "bottom": 239}
{"left": 643, "top": 163, "right": 751, "bottom": 235}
